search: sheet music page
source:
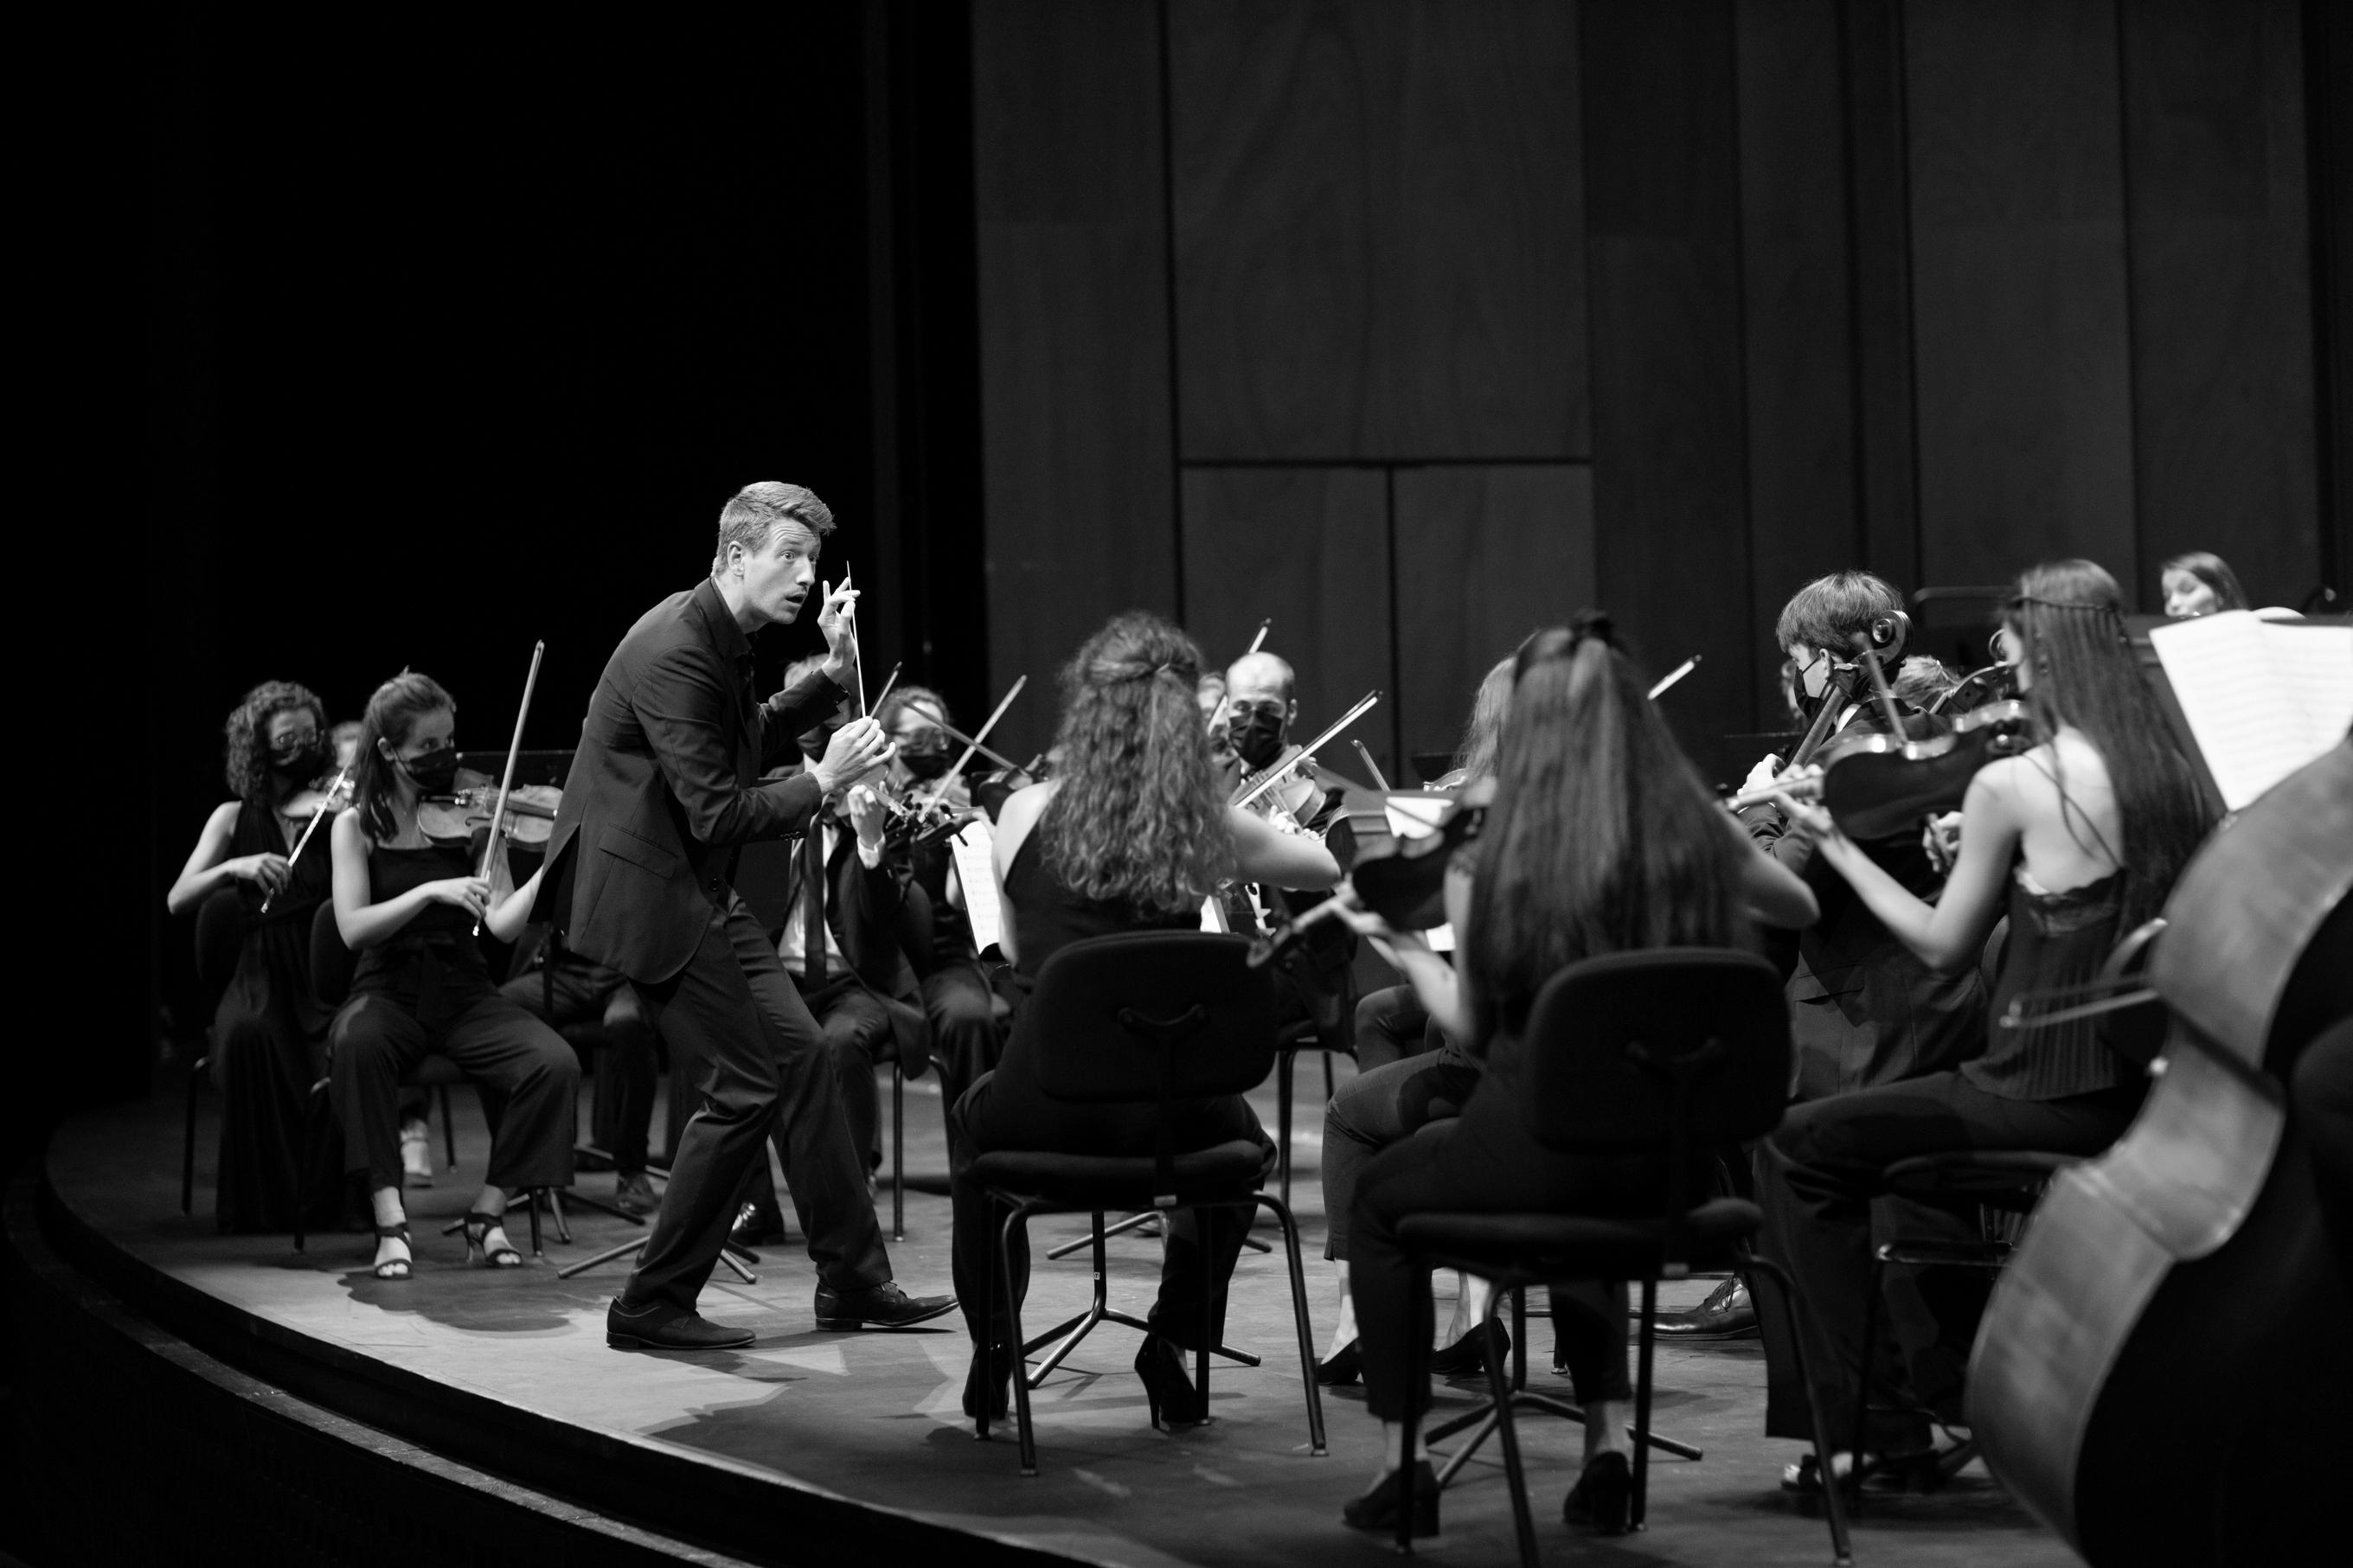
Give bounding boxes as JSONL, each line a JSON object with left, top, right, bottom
{"left": 948, "top": 821, "right": 1003, "bottom": 955}
{"left": 2261, "top": 622, "right": 2353, "bottom": 752}
{"left": 2149, "top": 612, "right": 2335, "bottom": 810}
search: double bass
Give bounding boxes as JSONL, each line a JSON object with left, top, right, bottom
{"left": 1969, "top": 739, "right": 2353, "bottom": 1564}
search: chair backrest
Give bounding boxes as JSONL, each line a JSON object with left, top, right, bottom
{"left": 193, "top": 886, "right": 249, "bottom": 994}
{"left": 1020, "top": 931, "right": 1278, "bottom": 1105}
{"left": 1521, "top": 947, "right": 1792, "bottom": 1156}
{"left": 310, "top": 900, "right": 358, "bottom": 1011}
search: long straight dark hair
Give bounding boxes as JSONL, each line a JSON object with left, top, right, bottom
{"left": 1465, "top": 617, "right": 1747, "bottom": 1037}
{"left": 2005, "top": 560, "right": 2215, "bottom": 929}
{"left": 351, "top": 671, "right": 456, "bottom": 844}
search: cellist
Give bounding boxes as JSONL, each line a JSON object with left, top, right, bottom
{"left": 1752, "top": 559, "right": 2214, "bottom": 1486}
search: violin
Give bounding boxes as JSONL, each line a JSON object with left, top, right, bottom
{"left": 417, "top": 776, "right": 562, "bottom": 848}
{"left": 1247, "top": 778, "right": 1494, "bottom": 969}
{"left": 1722, "top": 698, "right": 2033, "bottom": 838}
{"left": 1970, "top": 739, "right": 2353, "bottom": 1562}
{"left": 260, "top": 767, "right": 354, "bottom": 915}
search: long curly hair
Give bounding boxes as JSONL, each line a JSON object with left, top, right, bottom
{"left": 2004, "top": 560, "right": 2215, "bottom": 930}
{"left": 1038, "top": 611, "right": 1233, "bottom": 916}
{"left": 222, "top": 681, "right": 329, "bottom": 804}
{"left": 351, "top": 671, "right": 457, "bottom": 843}
{"left": 1466, "top": 615, "right": 1747, "bottom": 1038}
{"left": 1451, "top": 657, "right": 1516, "bottom": 782}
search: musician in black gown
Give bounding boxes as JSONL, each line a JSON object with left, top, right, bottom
{"left": 167, "top": 682, "right": 344, "bottom": 1232}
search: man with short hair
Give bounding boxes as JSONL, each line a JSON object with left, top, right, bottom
{"left": 540, "top": 480, "right": 952, "bottom": 1350}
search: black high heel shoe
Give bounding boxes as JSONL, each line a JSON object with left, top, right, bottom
{"left": 1315, "top": 1340, "right": 1362, "bottom": 1386}
{"left": 1341, "top": 1460, "right": 1439, "bottom": 1538}
{"left": 1133, "top": 1334, "right": 1208, "bottom": 1430}
{"left": 1562, "top": 1450, "right": 1631, "bottom": 1534}
{"left": 1429, "top": 1322, "right": 1507, "bottom": 1377}
{"left": 463, "top": 1211, "right": 523, "bottom": 1269}
{"left": 370, "top": 1223, "right": 412, "bottom": 1282}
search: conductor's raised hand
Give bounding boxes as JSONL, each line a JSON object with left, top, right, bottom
{"left": 813, "top": 715, "right": 894, "bottom": 797}
{"left": 816, "top": 578, "right": 862, "bottom": 686}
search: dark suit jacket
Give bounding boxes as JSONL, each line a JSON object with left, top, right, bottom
{"left": 1739, "top": 706, "right": 1987, "bottom": 1100}
{"left": 536, "top": 577, "right": 846, "bottom": 984}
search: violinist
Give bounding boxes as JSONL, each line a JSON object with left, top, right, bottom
{"left": 876, "top": 684, "right": 1003, "bottom": 1104}
{"left": 167, "top": 681, "right": 344, "bottom": 1232}
{"left": 1221, "top": 650, "right": 1328, "bottom": 827}
{"left": 327, "top": 672, "right": 582, "bottom": 1281}
{"left": 499, "top": 933, "right": 660, "bottom": 1217}
{"left": 725, "top": 655, "right": 932, "bottom": 1245}
{"left": 1688, "top": 573, "right": 1989, "bottom": 1349}
{"left": 1753, "top": 559, "right": 2215, "bottom": 1485}
{"left": 2160, "top": 549, "right": 2249, "bottom": 618}
{"left": 952, "top": 611, "right": 1339, "bottom": 1424}
{"left": 1326, "top": 617, "right": 1818, "bottom": 1537}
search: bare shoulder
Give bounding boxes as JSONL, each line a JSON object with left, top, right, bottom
{"left": 994, "top": 780, "right": 1056, "bottom": 868}
{"left": 208, "top": 800, "right": 245, "bottom": 835}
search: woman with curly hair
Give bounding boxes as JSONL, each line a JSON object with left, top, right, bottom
{"left": 328, "top": 671, "right": 580, "bottom": 1281}
{"left": 168, "top": 681, "right": 344, "bottom": 1232}
{"left": 949, "top": 610, "right": 1340, "bottom": 1423}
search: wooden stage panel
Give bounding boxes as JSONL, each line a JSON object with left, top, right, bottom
{"left": 31, "top": 1074, "right": 2079, "bottom": 1566}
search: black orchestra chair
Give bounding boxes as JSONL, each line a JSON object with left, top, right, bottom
{"left": 968, "top": 930, "right": 1327, "bottom": 1476}
{"left": 181, "top": 887, "right": 248, "bottom": 1214}
{"left": 1390, "top": 949, "right": 1853, "bottom": 1566}
{"left": 1842, "top": 917, "right": 2168, "bottom": 1500}
{"left": 292, "top": 901, "right": 556, "bottom": 1258}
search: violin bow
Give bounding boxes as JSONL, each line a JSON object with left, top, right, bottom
{"left": 933, "top": 718, "right": 1021, "bottom": 773}
{"left": 1350, "top": 739, "right": 1391, "bottom": 792}
{"left": 474, "top": 639, "right": 546, "bottom": 936}
{"left": 1647, "top": 654, "right": 1702, "bottom": 701}
{"left": 1231, "top": 689, "right": 1381, "bottom": 810}
{"left": 261, "top": 766, "right": 349, "bottom": 914}
{"left": 839, "top": 567, "right": 867, "bottom": 718}
{"left": 1245, "top": 618, "right": 1271, "bottom": 657}
{"left": 916, "top": 674, "right": 1026, "bottom": 816}
{"left": 871, "top": 660, "right": 902, "bottom": 714}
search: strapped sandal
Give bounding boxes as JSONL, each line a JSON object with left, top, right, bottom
{"left": 372, "top": 1223, "right": 413, "bottom": 1281}
{"left": 463, "top": 1211, "right": 523, "bottom": 1269}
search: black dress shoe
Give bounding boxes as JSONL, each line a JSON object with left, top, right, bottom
{"left": 728, "top": 1200, "right": 779, "bottom": 1254}
{"left": 1341, "top": 1460, "right": 1439, "bottom": 1537}
{"left": 606, "top": 1296, "right": 755, "bottom": 1351}
{"left": 1429, "top": 1323, "right": 1506, "bottom": 1376}
{"left": 1315, "top": 1341, "right": 1362, "bottom": 1386}
{"left": 813, "top": 1282, "right": 957, "bottom": 1331}
{"left": 1651, "top": 1277, "right": 1758, "bottom": 1340}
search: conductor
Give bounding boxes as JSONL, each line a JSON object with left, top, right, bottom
{"left": 542, "top": 481, "right": 953, "bottom": 1350}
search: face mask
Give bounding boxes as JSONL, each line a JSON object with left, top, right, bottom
{"left": 1229, "top": 707, "right": 1285, "bottom": 771}
{"left": 399, "top": 744, "right": 460, "bottom": 795}
{"left": 270, "top": 739, "right": 326, "bottom": 779}
{"left": 900, "top": 739, "right": 953, "bottom": 781}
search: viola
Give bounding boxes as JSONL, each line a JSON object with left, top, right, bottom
{"left": 1970, "top": 739, "right": 2353, "bottom": 1562}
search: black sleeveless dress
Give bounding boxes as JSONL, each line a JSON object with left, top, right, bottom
{"left": 211, "top": 799, "right": 341, "bottom": 1232}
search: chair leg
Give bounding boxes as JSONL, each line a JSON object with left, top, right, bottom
{"left": 1196, "top": 1206, "right": 1214, "bottom": 1415}
{"left": 293, "top": 1079, "right": 328, "bottom": 1253}
{"left": 1253, "top": 1194, "right": 1328, "bottom": 1455}
{"left": 1046, "top": 1207, "right": 1159, "bottom": 1260}
{"left": 555, "top": 1236, "right": 645, "bottom": 1279}
{"left": 546, "top": 1187, "right": 570, "bottom": 1245}
{"left": 1849, "top": 1251, "right": 1887, "bottom": 1504}
{"left": 890, "top": 1064, "right": 906, "bottom": 1243}
{"left": 524, "top": 1191, "right": 543, "bottom": 1257}
{"left": 1276, "top": 1049, "right": 1296, "bottom": 1211}
{"left": 1633, "top": 1277, "right": 1657, "bottom": 1531}
{"left": 1483, "top": 1303, "right": 1540, "bottom": 1568}
{"left": 1743, "top": 1256, "right": 1856, "bottom": 1566}
{"left": 439, "top": 1085, "right": 457, "bottom": 1170}
{"left": 1396, "top": 1265, "right": 1431, "bottom": 1556}
{"left": 183, "top": 1055, "right": 207, "bottom": 1217}
{"left": 1001, "top": 1202, "right": 1039, "bottom": 1475}
{"left": 1025, "top": 1212, "right": 1154, "bottom": 1386}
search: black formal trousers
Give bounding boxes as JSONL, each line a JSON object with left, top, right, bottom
{"left": 922, "top": 961, "right": 1002, "bottom": 1108}
{"left": 625, "top": 896, "right": 890, "bottom": 1312}
{"left": 499, "top": 959, "right": 657, "bottom": 1173}
{"left": 1753, "top": 1070, "right": 2141, "bottom": 1450}
{"left": 1352, "top": 1115, "right": 1670, "bottom": 1420}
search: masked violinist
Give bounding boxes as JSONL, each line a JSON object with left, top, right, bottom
{"left": 1221, "top": 651, "right": 1331, "bottom": 829}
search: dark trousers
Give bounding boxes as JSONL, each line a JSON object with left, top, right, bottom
{"left": 946, "top": 1062, "right": 1269, "bottom": 1354}
{"left": 1353, "top": 984, "right": 1439, "bottom": 1073}
{"left": 924, "top": 961, "right": 1003, "bottom": 1107}
{"left": 1754, "top": 1070, "right": 2140, "bottom": 1449}
{"left": 1323, "top": 1044, "right": 1482, "bottom": 1261}
{"left": 1354, "top": 1114, "right": 1664, "bottom": 1419}
{"left": 735, "top": 973, "right": 894, "bottom": 1222}
{"left": 330, "top": 982, "right": 580, "bottom": 1195}
{"left": 499, "top": 961, "right": 657, "bottom": 1173}
{"left": 624, "top": 898, "right": 890, "bottom": 1312}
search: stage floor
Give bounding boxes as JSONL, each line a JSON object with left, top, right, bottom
{"left": 47, "top": 1059, "right": 2074, "bottom": 1566}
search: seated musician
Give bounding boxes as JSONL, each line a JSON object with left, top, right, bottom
{"left": 730, "top": 656, "right": 929, "bottom": 1244}
{"left": 1683, "top": 573, "right": 1988, "bottom": 1351}
{"left": 1323, "top": 656, "right": 1511, "bottom": 1378}
{"left": 167, "top": 681, "right": 343, "bottom": 1233}
{"left": 501, "top": 925, "right": 661, "bottom": 1216}
{"left": 1221, "top": 649, "right": 1329, "bottom": 828}
{"left": 875, "top": 683, "right": 1004, "bottom": 1105}
{"left": 1754, "top": 559, "right": 2215, "bottom": 1484}
{"left": 950, "top": 611, "right": 1339, "bottom": 1424}
{"left": 328, "top": 671, "right": 582, "bottom": 1280}
{"left": 1329, "top": 616, "right": 1817, "bottom": 1537}
{"left": 2160, "top": 550, "right": 2248, "bottom": 618}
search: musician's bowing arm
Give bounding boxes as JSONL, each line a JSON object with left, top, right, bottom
{"left": 1330, "top": 861, "right": 1477, "bottom": 1051}
{"left": 1719, "top": 807, "right": 1819, "bottom": 929}
{"left": 1228, "top": 803, "right": 1339, "bottom": 889}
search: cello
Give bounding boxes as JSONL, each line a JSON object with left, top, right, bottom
{"left": 1969, "top": 739, "right": 2353, "bottom": 1564}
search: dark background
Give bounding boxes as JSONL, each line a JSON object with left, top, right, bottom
{"left": 28, "top": 0, "right": 2350, "bottom": 1167}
